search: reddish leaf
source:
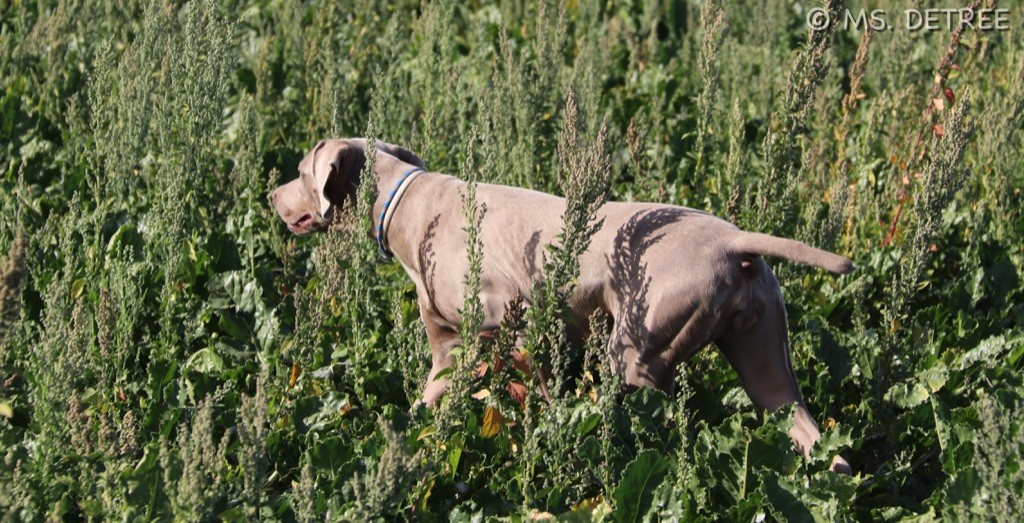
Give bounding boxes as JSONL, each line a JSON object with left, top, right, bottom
{"left": 932, "top": 124, "right": 944, "bottom": 137}
{"left": 510, "top": 349, "right": 532, "bottom": 374}
{"left": 506, "top": 381, "right": 528, "bottom": 407}
{"left": 944, "top": 86, "right": 955, "bottom": 105}
{"left": 492, "top": 353, "right": 506, "bottom": 374}
{"left": 472, "top": 360, "right": 489, "bottom": 379}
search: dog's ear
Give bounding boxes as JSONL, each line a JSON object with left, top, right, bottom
{"left": 305, "top": 138, "right": 425, "bottom": 219}
{"left": 310, "top": 139, "right": 365, "bottom": 219}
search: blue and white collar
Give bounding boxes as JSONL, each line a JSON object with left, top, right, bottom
{"left": 376, "top": 167, "right": 425, "bottom": 257}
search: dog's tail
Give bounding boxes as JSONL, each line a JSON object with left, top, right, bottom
{"left": 729, "top": 232, "right": 855, "bottom": 274}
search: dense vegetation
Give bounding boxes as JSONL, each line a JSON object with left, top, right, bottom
{"left": 1, "top": 0, "right": 1022, "bottom": 520}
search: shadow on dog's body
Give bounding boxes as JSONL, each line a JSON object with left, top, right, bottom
{"left": 272, "top": 139, "right": 853, "bottom": 473}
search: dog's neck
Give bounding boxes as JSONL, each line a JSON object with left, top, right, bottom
{"left": 369, "top": 153, "right": 427, "bottom": 259}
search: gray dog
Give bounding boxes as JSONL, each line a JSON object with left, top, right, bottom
{"left": 272, "top": 139, "right": 853, "bottom": 473}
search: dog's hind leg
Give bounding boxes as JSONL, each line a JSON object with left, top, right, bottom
{"left": 715, "top": 293, "right": 852, "bottom": 474}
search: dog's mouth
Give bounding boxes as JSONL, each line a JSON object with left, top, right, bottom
{"left": 288, "top": 213, "right": 315, "bottom": 233}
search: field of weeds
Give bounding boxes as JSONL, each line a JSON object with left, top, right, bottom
{"left": 1, "top": 0, "right": 1023, "bottom": 520}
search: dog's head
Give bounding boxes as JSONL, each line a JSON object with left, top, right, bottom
{"left": 270, "top": 138, "right": 424, "bottom": 235}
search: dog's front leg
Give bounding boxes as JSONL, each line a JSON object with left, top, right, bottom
{"left": 418, "top": 309, "right": 460, "bottom": 407}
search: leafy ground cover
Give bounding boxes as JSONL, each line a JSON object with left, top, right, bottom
{"left": 1, "top": 0, "right": 1022, "bottom": 520}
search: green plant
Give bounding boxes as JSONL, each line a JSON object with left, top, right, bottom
{"left": 0, "top": 0, "right": 1021, "bottom": 519}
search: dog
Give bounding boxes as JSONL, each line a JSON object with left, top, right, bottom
{"left": 271, "top": 138, "right": 853, "bottom": 473}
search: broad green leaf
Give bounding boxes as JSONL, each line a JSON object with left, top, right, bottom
{"left": 931, "top": 396, "right": 953, "bottom": 457}
{"left": 920, "top": 364, "right": 948, "bottom": 393}
{"left": 106, "top": 223, "right": 145, "bottom": 258}
{"left": 308, "top": 437, "right": 354, "bottom": 474}
{"left": 185, "top": 347, "right": 224, "bottom": 374}
{"left": 123, "top": 444, "right": 161, "bottom": 481}
{"left": 417, "top": 425, "right": 437, "bottom": 441}
{"left": 697, "top": 414, "right": 754, "bottom": 505}
{"left": 576, "top": 412, "right": 601, "bottom": 437}
{"left": 808, "top": 428, "right": 853, "bottom": 467}
{"left": 217, "top": 310, "right": 249, "bottom": 340}
{"left": 958, "top": 334, "right": 1024, "bottom": 370}
{"left": 885, "top": 381, "right": 930, "bottom": 409}
{"left": 612, "top": 449, "right": 670, "bottom": 523}
{"left": 255, "top": 307, "right": 279, "bottom": 350}
{"left": 447, "top": 445, "right": 463, "bottom": 476}
{"left": 763, "top": 471, "right": 814, "bottom": 523}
